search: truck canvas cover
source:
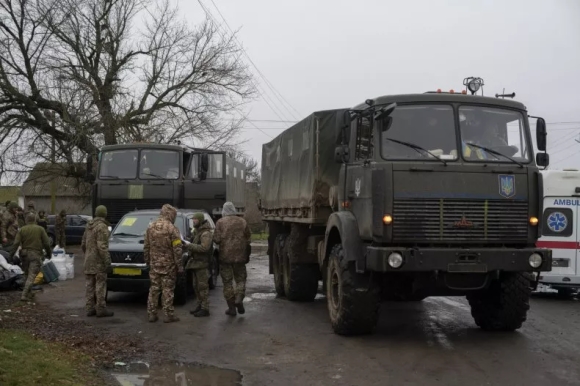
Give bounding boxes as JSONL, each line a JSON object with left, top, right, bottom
{"left": 261, "top": 109, "right": 348, "bottom": 218}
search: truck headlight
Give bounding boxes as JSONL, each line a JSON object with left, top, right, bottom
{"left": 529, "top": 253, "right": 543, "bottom": 268}
{"left": 388, "top": 252, "right": 403, "bottom": 269}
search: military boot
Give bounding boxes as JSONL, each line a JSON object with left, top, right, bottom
{"left": 96, "top": 309, "right": 114, "bottom": 317}
{"left": 86, "top": 310, "right": 97, "bottom": 317}
{"left": 225, "top": 298, "right": 237, "bottom": 316}
{"left": 164, "top": 314, "right": 180, "bottom": 323}
{"left": 235, "top": 294, "right": 245, "bottom": 315}
{"left": 193, "top": 309, "right": 210, "bottom": 317}
{"left": 189, "top": 304, "right": 202, "bottom": 315}
{"left": 148, "top": 314, "right": 159, "bottom": 323}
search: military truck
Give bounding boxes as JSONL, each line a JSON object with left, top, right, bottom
{"left": 260, "top": 90, "right": 553, "bottom": 335}
{"left": 88, "top": 143, "right": 246, "bottom": 225}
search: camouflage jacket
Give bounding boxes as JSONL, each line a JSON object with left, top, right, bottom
{"left": 11, "top": 223, "right": 51, "bottom": 259}
{"left": 55, "top": 214, "right": 66, "bottom": 233}
{"left": 25, "top": 209, "right": 39, "bottom": 223}
{"left": 185, "top": 222, "right": 213, "bottom": 270}
{"left": 144, "top": 207, "right": 183, "bottom": 275}
{"left": 213, "top": 215, "right": 251, "bottom": 264}
{"left": 1, "top": 211, "right": 18, "bottom": 243}
{"left": 81, "top": 217, "right": 111, "bottom": 274}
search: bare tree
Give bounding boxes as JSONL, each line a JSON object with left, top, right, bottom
{"left": 0, "top": 0, "right": 254, "bottom": 182}
{"left": 226, "top": 150, "right": 260, "bottom": 184}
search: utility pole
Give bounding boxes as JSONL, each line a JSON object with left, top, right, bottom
{"left": 44, "top": 111, "right": 57, "bottom": 214}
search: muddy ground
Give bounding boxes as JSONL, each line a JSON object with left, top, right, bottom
{"left": 3, "top": 246, "right": 580, "bottom": 385}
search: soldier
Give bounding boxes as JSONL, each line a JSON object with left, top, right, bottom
{"left": 37, "top": 210, "right": 48, "bottom": 230}
{"left": 25, "top": 201, "right": 38, "bottom": 222}
{"left": 9, "top": 213, "right": 52, "bottom": 302}
{"left": 55, "top": 209, "right": 67, "bottom": 248}
{"left": 16, "top": 207, "right": 25, "bottom": 228}
{"left": 144, "top": 204, "right": 183, "bottom": 323}
{"left": 1, "top": 202, "right": 20, "bottom": 256}
{"left": 81, "top": 205, "right": 113, "bottom": 317}
{"left": 213, "top": 202, "right": 251, "bottom": 316}
{"left": 185, "top": 212, "right": 213, "bottom": 317}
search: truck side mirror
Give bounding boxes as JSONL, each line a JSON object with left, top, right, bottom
{"left": 199, "top": 153, "right": 209, "bottom": 180}
{"left": 536, "top": 153, "right": 549, "bottom": 167}
{"left": 536, "top": 117, "right": 547, "bottom": 151}
{"left": 334, "top": 145, "right": 350, "bottom": 164}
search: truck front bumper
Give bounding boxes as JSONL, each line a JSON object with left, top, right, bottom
{"left": 365, "top": 247, "right": 552, "bottom": 273}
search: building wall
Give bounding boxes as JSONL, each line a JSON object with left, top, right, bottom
{"left": 244, "top": 182, "right": 264, "bottom": 233}
{"left": 21, "top": 196, "right": 91, "bottom": 215}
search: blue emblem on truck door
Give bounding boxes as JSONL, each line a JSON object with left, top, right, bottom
{"left": 498, "top": 175, "right": 515, "bottom": 198}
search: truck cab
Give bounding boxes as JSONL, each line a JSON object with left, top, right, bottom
{"left": 537, "top": 169, "right": 580, "bottom": 297}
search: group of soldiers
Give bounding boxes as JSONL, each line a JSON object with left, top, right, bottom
{"left": 0, "top": 201, "right": 68, "bottom": 302}
{"left": 82, "top": 201, "right": 252, "bottom": 323}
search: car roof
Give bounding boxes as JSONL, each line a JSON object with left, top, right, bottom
{"left": 121, "top": 209, "right": 210, "bottom": 216}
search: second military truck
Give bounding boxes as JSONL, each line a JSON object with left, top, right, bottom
{"left": 261, "top": 90, "right": 553, "bottom": 335}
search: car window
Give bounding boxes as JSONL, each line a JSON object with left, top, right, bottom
{"left": 70, "top": 216, "right": 87, "bottom": 227}
{"left": 48, "top": 216, "right": 55, "bottom": 226}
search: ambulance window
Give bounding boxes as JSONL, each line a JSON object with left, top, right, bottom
{"left": 542, "top": 208, "right": 573, "bottom": 237}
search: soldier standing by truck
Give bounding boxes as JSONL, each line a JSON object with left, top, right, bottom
{"left": 55, "top": 209, "right": 67, "bottom": 248}
{"left": 213, "top": 202, "right": 251, "bottom": 316}
{"left": 9, "top": 213, "right": 52, "bottom": 302}
{"left": 81, "top": 205, "right": 114, "bottom": 317}
{"left": 144, "top": 204, "right": 183, "bottom": 323}
{"left": 185, "top": 212, "right": 213, "bottom": 317}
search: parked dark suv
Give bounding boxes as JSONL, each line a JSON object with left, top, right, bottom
{"left": 47, "top": 214, "right": 92, "bottom": 247}
{"left": 106, "top": 209, "right": 219, "bottom": 305}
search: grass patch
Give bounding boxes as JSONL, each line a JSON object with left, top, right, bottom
{"left": 251, "top": 232, "right": 268, "bottom": 241}
{"left": 0, "top": 329, "right": 97, "bottom": 386}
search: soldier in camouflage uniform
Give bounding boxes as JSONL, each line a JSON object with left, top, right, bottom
{"left": 144, "top": 204, "right": 183, "bottom": 323}
{"left": 24, "top": 201, "right": 38, "bottom": 222}
{"left": 16, "top": 207, "right": 25, "bottom": 228}
{"left": 37, "top": 210, "right": 48, "bottom": 230}
{"left": 10, "top": 213, "right": 52, "bottom": 302}
{"left": 213, "top": 202, "right": 251, "bottom": 316}
{"left": 55, "top": 209, "right": 67, "bottom": 248}
{"left": 186, "top": 212, "right": 213, "bottom": 317}
{"left": 1, "top": 202, "right": 20, "bottom": 257}
{"left": 81, "top": 205, "right": 113, "bottom": 317}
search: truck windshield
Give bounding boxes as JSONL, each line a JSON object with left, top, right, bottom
{"left": 139, "top": 150, "right": 180, "bottom": 179}
{"left": 380, "top": 105, "right": 457, "bottom": 161}
{"left": 459, "top": 106, "right": 531, "bottom": 163}
{"left": 112, "top": 214, "right": 185, "bottom": 237}
{"left": 99, "top": 150, "right": 138, "bottom": 179}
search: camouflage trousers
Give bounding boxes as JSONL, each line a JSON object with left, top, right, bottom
{"left": 147, "top": 271, "right": 176, "bottom": 317}
{"left": 56, "top": 231, "right": 66, "bottom": 249}
{"left": 192, "top": 268, "right": 209, "bottom": 311}
{"left": 21, "top": 252, "right": 41, "bottom": 301}
{"left": 220, "top": 263, "right": 247, "bottom": 301}
{"left": 86, "top": 273, "right": 107, "bottom": 313}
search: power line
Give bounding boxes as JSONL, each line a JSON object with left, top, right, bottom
{"left": 247, "top": 119, "right": 298, "bottom": 123}
{"left": 206, "top": 0, "right": 302, "bottom": 120}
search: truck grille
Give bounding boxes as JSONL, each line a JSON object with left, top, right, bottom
{"left": 99, "top": 199, "right": 168, "bottom": 224}
{"left": 111, "top": 251, "right": 145, "bottom": 264}
{"left": 393, "top": 199, "right": 529, "bottom": 242}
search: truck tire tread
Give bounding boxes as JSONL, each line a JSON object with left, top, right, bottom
{"left": 467, "top": 272, "right": 530, "bottom": 331}
{"left": 327, "top": 245, "right": 380, "bottom": 335}
{"left": 273, "top": 234, "right": 286, "bottom": 296}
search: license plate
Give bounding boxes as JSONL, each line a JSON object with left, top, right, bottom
{"left": 448, "top": 263, "right": 488, "bottom": 273}
{"left": 113, "top": 267, "right": 142, "bottom": 276}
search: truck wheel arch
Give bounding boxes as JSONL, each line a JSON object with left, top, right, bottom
{"left": 322, "top": 211, "right": 365, "bottom": 273}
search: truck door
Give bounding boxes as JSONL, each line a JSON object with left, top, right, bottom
{"left": 537, "top": 198, "right": 577, "bottom": 277}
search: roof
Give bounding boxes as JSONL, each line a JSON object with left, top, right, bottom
{"left": 100, "top": 143, "right": 228, "bottom": 155}
{"left": 0, "top": 186, "right": 20, "bottom": 204}
{"left": 122, "top": 208, "right": 209, "bottom": 216}
{"left": 20, "top": 163, "right": 91, "bottom": 197}
{"left": 541, "top": 169, "right": 580, "bottom": 197}
{"left": 352, "top": 93, "right": 527, "bottom": 111}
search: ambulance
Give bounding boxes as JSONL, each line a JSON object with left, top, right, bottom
{"left": 536, "top": 169, "right": 580, "bottom": 297}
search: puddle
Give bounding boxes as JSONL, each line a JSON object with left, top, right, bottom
{"left": 110, "top": 361, "right": 242, "bottom": 385}
{"left": 245, "top": 292, "right": 326, "bottom": 301}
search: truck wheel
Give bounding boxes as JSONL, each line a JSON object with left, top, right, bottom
{"left": 272, "top": 234, "right": 287, "bottom": 296}
{"left": 556, "top": 288, "right": 576, "bottom": 299}
{"left": 282, "top": 248, "right": 318, "bottom": 301}
{"left": 467, "top": 272, "right": 531, "bottom": 331}
{"left": 174, "top": 271, "right": 188, "bottom": 306}
{"left": 327, "top": 245, "right": 380, "bottom": 335}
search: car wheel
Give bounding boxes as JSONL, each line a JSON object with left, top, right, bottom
{"left": 208, "top": 254, "right": 219, "bottom": 290}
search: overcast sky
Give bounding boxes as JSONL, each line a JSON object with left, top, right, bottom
{"left": 179, "top": 0, "right": 580, "bottom": 169}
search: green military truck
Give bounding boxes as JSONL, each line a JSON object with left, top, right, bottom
{"left": 260, "top": 90, "right": 553, "bottom": 335}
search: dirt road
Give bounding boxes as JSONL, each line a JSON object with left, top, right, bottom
{"left": 39, "top": 249, "right": 580, "bottom": 386}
